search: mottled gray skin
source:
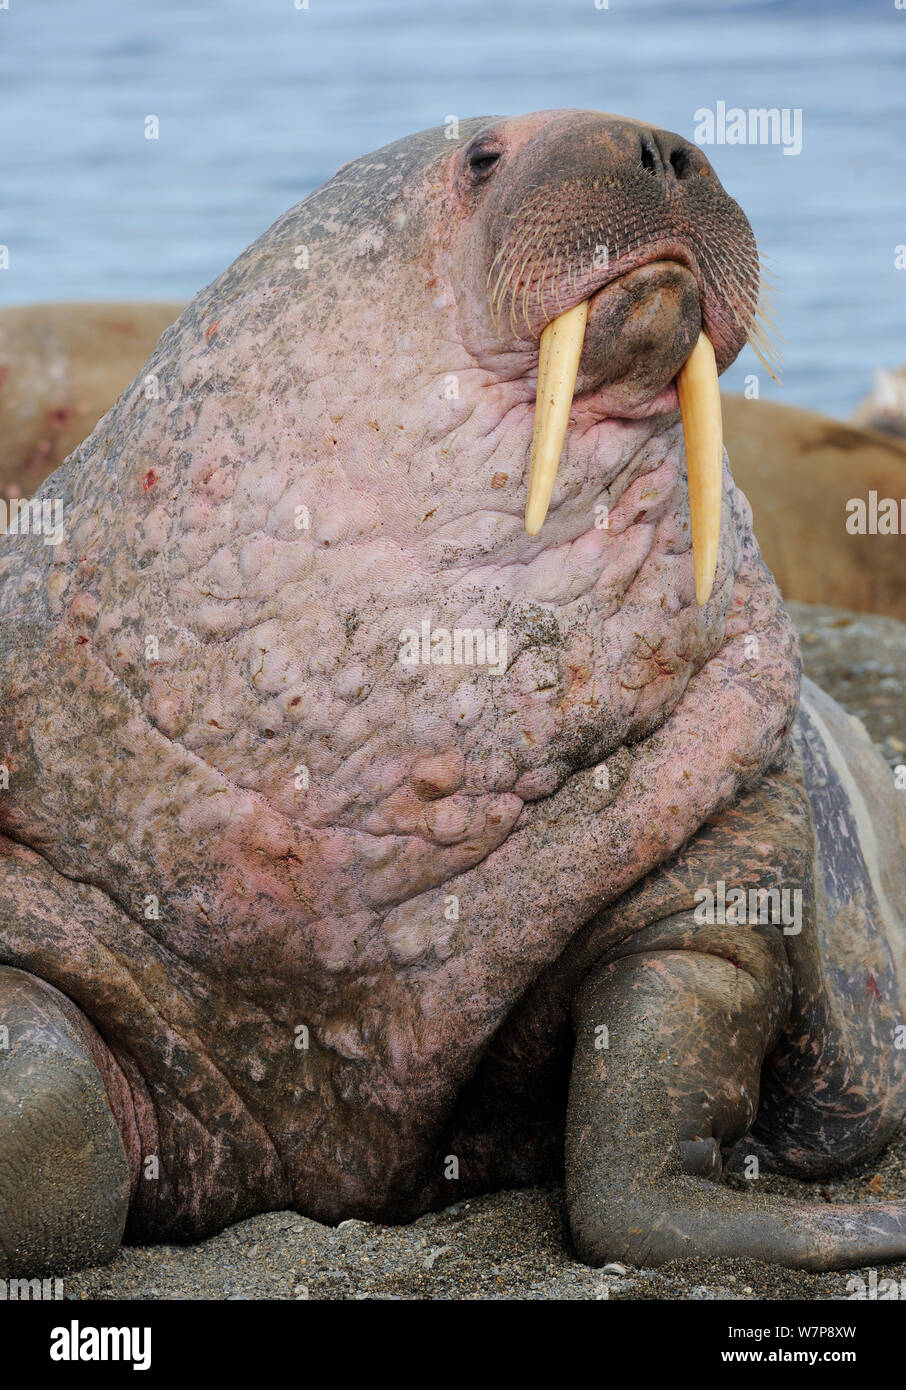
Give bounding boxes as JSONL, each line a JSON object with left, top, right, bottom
{"left": 0, "top": 111, "right": 905, "bottom": 1276}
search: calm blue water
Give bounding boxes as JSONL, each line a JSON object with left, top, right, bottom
{"left": 1, "top": 0, "right": 904, "bottom": 415}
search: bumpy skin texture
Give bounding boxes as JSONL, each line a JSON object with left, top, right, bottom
{"left": 0, "top": 112, "right": 901, "bottom": 1271}
{"left": 8, "top": 304, "right": 905, "bottom": 626}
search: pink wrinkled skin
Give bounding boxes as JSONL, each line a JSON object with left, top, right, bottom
{"left": 0, "top": 111, "right": 800, "bottom": 1234}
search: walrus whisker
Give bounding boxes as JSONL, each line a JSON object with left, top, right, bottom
{"left": 510, "top": 246, "right": 535, "bottom": 333}
{"left": 490, "top": 243, "right": 519, "bottom": 317}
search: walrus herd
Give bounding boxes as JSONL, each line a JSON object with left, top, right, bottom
{"left": 0, "top": 110, "right": 904, "bottom": 1276}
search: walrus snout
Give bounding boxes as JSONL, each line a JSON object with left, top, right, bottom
{"left": 573, "top": 260, "right": 702, "bottom": 413}
{"left": 453, "top": 109, "right": 767, "bottom": 373}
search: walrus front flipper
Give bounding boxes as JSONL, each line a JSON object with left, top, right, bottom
{"left": 752, "top": 678, "right": 906, "bottom": 1175}
{"left": 565, "top": 926, "right": 906, "bottom": 1271}
{"left": 0, "top": 967, "right": 130, "bottom": 1276}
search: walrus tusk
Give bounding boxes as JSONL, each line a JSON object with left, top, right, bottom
{"left": 676, "top": 331, "right": 722, "bottom": 606}
{"left": 524, "top": 299, "right": 588, "bottom": 535}
{"left": 525, "top": 309, "right": 722, "bottom": 608}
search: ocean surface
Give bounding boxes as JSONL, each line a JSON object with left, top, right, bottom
{"left": 1, "top": 0, "right": 904, "bottom": 416}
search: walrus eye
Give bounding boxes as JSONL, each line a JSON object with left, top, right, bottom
{"left": 468, "top": 148, "right": 502, "bottom": 181}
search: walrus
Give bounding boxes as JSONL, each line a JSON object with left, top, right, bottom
{"left": 1, "top": 109, "right": 905, "bottom": 1278}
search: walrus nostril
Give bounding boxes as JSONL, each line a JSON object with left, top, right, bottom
{"left": 637, "top": 131, "right": 692, "bottom": 180}
{"left": 639, "top": 136, "right": 659, "bottom": 175}
{"left": 652, "top": 130, "right": 697, "bottom": 181}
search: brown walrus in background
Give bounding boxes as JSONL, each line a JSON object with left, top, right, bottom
{"left": 3, "top": 306, "right": 903, "bottom": 617}
{"left": 722, "top": 396, "right": 906, "bottom": 619}
{"left": 1, "top": 111, "right": 905, "bottom": 1279}
{"left": 0, "top": 302, "right": 183, "bottom": 498}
